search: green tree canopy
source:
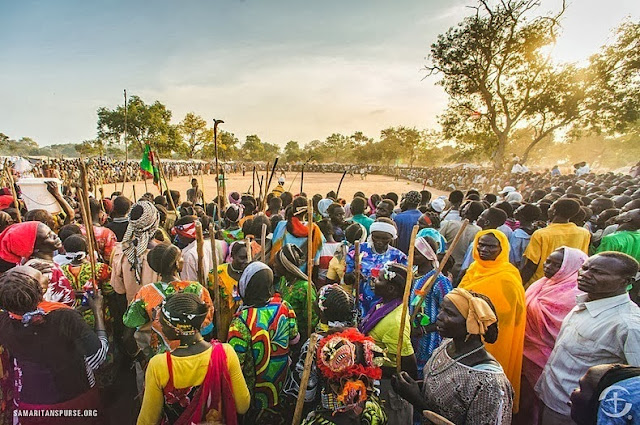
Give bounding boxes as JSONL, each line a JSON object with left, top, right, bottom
{"left": 427, "top": 0, "right": 589, "bottom": 168}
{"left": 97, "top": 95, "right": 184, "bottom": 157}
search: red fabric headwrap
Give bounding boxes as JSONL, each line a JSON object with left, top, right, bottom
{"left": 171, "top": 221, "right": 197, "bottom": 239}
{"left": 0, "top": 221, "right": 40, "bottom": 264}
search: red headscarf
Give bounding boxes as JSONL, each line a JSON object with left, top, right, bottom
{"left": 0, "top": 221, "right": 40, "bottom": 264}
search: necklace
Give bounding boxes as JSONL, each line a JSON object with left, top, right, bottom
{"left": 229, "top": 263, "right": 243, "bottom": 274}
{"left": 177, "top": 337, "right": 203, "bottom": 349}
{"left": 427, "top": 342, "right": 484, "bottom": 377}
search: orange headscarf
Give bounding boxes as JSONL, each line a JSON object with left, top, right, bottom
{"left": 459, "top": 229, "right": 525, "bottom": 412}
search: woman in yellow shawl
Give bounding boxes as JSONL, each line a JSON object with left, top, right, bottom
{"left": 459, "top": 229, "right": 525, "bottom": 412}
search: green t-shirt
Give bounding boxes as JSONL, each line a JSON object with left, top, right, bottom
{"left": 597, "top": 230, "right": 640, "bottom": 262}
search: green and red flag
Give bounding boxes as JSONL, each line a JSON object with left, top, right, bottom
{"left": 140, "top": 143, "right": 160, "bottom": 186}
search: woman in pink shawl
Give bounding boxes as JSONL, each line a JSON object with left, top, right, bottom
{"left": 516, "top": 246, "right": 587, "bottom": 425}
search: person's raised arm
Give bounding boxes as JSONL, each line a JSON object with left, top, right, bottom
{"left": 46, "top": 181, "right": 75, "bottom": 225}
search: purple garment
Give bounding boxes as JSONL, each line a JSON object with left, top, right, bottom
{"left": 359, "top": 298, "right": 402, "bottom": 335}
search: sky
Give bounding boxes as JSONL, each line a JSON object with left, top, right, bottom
{"left": 1, "top": 0, "right": 639, "bottom": 148}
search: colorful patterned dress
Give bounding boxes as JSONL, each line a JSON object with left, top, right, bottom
{"left": 227, "top": 294, "right": 298, "bottom": 423}
{"left": 61, "top": 262, "right": 116, "bottom": 387}
{"left": 345, "top": 243, "right": 408, "bottom": 316}
{"left": 123, "top": 280, "right": 214, "bottom": 358}
{"left": 61, "top": 262, "right": 113, "bottom": 329}
{"left": 409, "top": 270, "right": 452, "bottom": 378}
{"left": 276, "top": 277, "right": 318, "bottom": 344}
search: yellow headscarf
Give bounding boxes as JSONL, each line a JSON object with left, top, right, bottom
{"left": 446, "top": 288, "right": 497, "bottom": 336}
{"left": 463, "top": 229, "right": 521, "bottom": 284}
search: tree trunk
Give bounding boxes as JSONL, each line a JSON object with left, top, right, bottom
{"left": 492, "top": 135, "right": 507, "bottom": 170}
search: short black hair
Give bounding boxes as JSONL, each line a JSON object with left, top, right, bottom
{"left": 449, "top": 190, "right": 464, "bottom": 205}
{"left": 147, "top": 243, "right": 181, "bottom": 275}
{"left": 484, "top": 207, "right": 508, "bottom": 228}
{"left": 63, "top": 234, "right": 87, "bottom": 253}
{"left": 493, "top": 201, "right": 513, "bottom": 218}
{"left": 58, "top": 224, "right": 82, "bottom": 242}
{"left": 553, "top": 198, "right": 581, "bottom": 219}
{"left": 350, "top": 197, "right": 367, "bottom": 215}
{"left": 113, "top": 196, "right": 132, "bottom": 216}
{"left": 517, "top": 204, "right": 541, "bottom": 222}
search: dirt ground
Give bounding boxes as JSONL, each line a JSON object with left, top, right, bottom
{"left": 115, "top": 171, "right": 449, "bottom": 202}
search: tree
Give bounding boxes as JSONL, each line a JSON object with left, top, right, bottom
{"left": 96, "top": 95, "right": 184, "bottom": 157}
{"left": 202, "top": 130, "right": 239, "bottom": 161}
{"left": 283, "top": 141, "right": 304, "bottom": 163}
{"left": 75, "top": 140, "right": 103, "bottom": 156}
{"left": 324, "top": 133, "right": 352, "bottom": 163}
{"left": 177, "top": 112, "right": 213, "bottom": 159}
{"left": 587, "top": 19, "right": 640, "bottom": 134}
{"left": 426, "top": 0, "right": 589, "bottom": 168}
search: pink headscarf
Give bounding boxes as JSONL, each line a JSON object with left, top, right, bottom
{"left": 415, "top": 236, "right": 439, "bottom": 269}
{"left": 522, "top": 246, "right": 588, "bottom": 386}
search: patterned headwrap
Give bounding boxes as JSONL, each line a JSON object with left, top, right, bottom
{"left": 224, "top": 203, "right": 244, "bottom": 223}
{"left": 228, "top": 192, "right": 241, "bottom": 205}
{"left": 160, "top": 295, "right": 208, "bottom": 336}
{"left": 122, "top": 200, "right": 159, "bottom": 283}
{"left": 238, "top": 261, "right": 272, "bottom": 299}
{"left": 445, "top": 288, "right": 497, "bottom": 336}
{"left": 414, "top": 237, "right": 439, "bottom": 269}
{"left": 171, "top": 221, "right": 197, "bottom": 239}
{"left": 277, "top": 244, "right": 308, "bottom": 281}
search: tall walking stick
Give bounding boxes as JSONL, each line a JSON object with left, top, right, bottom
{"left": 195, "top": 221, "right": 205, "bottom": 286}
{"left": 79, "top": 161, "right": 98, "bottom": 290}
{"left": 354, "top": 241, "right": 361, "bottom": 320}
{"left": 336, "top": 169, "right": 348, "bottom": 199}
{"left": 397, "top": 225, "right": 419, "bottom": 373}
{"left": 261, "top": 158, "right": 279, "bottom": 211}
{"left": 209, "top": 223, "right": 224, "bottom": 341}
{"left": 121, "top": 89, "right": 128, "bottom": 193}
{"left": 410, "top": 219, "right": 469, "bottom": 323}
{"left": 292, "top": 333, "right": 318, "bottom": 425}
{"left": 4, "top": 165, "right": 22, "bottom": 222}
{"left": 306, "top": 199, "right": 314, "bottom": 338}
{"left": 260, "top": 223, "right": 267, "bottom": 263}
{"left": 213, "top": 119, "right": 224, "bottom": 221}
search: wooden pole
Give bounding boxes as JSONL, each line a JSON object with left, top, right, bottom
{"left": 252, "top": 166, "right": 256, "bottom": 197}
{"left": 261, "top": 158, "right": 279, "bottom": 211}
{"left": 209, "top": 223, "right": 224, "bottom": 341}
{"left": 260, "top": 223, "right": 267, "bottom": 263}
{"left": 336, "top": 169, "right": 348, "bottom": 199}
{"left": 213, "top": 119, "right": 224, "bottom": 221}
{"left": 154, "top": 152, "right": 177, "bottom": 213}
{"left": 121, "top": 89, "right": 128, "bottom": 193}
{"left": 300, "top": 163, "right": 304, "bottom": 195}
{"left": 292, "top": 333, "right": 318, "bottom": 425}
{"left": 410, "top": 219, "right": 469, "bottom": 323}
{"left": 78, "top": 162, "right": 98, "bottom": 290}
{"left": 244, "top": 236, "right": 252, "bottom": 263}
{"left": 200, "top": 169, "right": 206, "bottom": 207}
{"left": 397, "top": 225, "right": 419, "bottom": 373}
{"left": 4, "top": 165, "right": 22, "bottom": 222}
{"left": 132, "top": 184, "right": 137, "bottom": 201}
{"left": 354, "top": 241, "right": 361, "bottom": 317}
{"left": 306, "top": 199, "right": 314, "bottom": 338}
{"left": 195, "top": 221, "right": 205, "bottom": 286}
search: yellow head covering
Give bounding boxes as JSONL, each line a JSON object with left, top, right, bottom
{"left": 463, "top": 229, "right": 522, "bottom": 284}
{"left": 446, "top": 288, "right": 497, "bottom": 336}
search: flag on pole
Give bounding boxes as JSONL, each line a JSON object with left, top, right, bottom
{"left": 140, "top": 143, "right": 160, "bottom": 186}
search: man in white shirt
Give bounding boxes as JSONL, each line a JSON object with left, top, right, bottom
{"left": 172, "top": 216, "right": 226, "bottom": 283}
{"left": 536, "top": 252, "right": 640, "bottom": 424}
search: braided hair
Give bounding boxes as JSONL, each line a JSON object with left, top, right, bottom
{"left": 162, "top": 292, "right": 209, "bottom": 332}
{"left": 0, "top": 267, "right": 43, "bottom": 315}
{"left": 318, "top": 284, "right": 355, "bottom": 325}
{"left": 147, "top": 243, "right": 181, "bottom": 276}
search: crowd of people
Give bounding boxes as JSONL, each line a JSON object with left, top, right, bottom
{"left": 0, "top": 160, "right": 638, "bottom": 425}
